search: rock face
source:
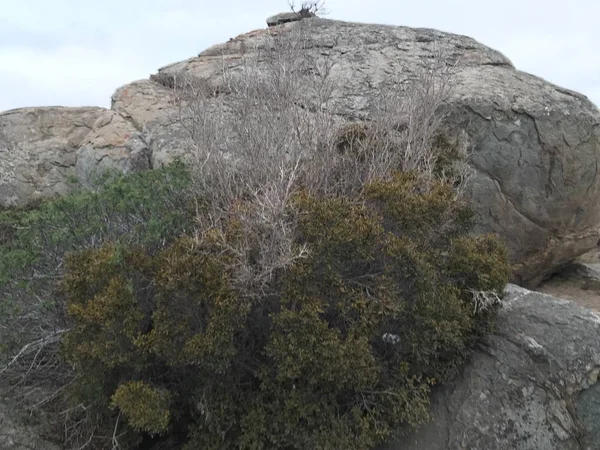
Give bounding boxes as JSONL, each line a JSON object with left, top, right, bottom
{"left": 0, "top": 107, "right": 104, "bottom": 206}
{"left": 1, "top": 17, "right": 600, "bottom": 285}
{"left": 76, "top": 109, "right": 151, "bottom": 184}
{"left": 122, "top": 17, "right": 600, "bottom": 286}
{"left": 383, "top": 285, "right": 600, "bottom": 450}
{"left": 537, "top": 258, "right": 600, "bottom": 312}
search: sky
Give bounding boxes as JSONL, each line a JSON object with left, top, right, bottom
{"left": 1, "top": 0, "right": 599, "bottom": 112}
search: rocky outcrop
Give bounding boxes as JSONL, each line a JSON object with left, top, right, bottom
{"left": 383, "top": 285, "right": 600, "bottom": 450}
{"left": 112, "top": 18, "right": 600, "bottom": 286}
{"left": 0, "top": 107, "right": 104, "bottom": 206}
{"left": 537, "top": 258, "right": 600, "bottom": 312}
{"left": 266, "top": 11, "right": 315, "bottom": 27}
{"left": 1, "top": 16, "right": 600, "bottom": 285}
{"left": 76, "top": 109, "right": 151, "bottom": 184}
{"left": 445, "top": 69, "right": 600, "bottom": 286}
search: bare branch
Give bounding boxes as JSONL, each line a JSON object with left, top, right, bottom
{"left": 288, "top": 0, "right": 328, "bottom": 16}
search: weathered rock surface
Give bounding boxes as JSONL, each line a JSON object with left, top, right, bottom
{"left": 76, "top": 109, "right": 151, "bottom": 184}
{"left": 107, "top": 18, "right": 600, "bottom": 286}
{"left": 383, "top": 284, "right": 600, "bottom": 450}
{"left": 537, "top": 259, "right": 600, "bottom": 312}
{"left": 1, "top": 17, "right": 600, "bottom": 285}
{"left": 0, "top": 107, "right": 104, "bottom": 206}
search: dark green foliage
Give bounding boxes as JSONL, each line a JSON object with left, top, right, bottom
{"left": 0, "top": 160, "right": 192, "bottom": 275}
{"left": 0, "top": 160, "right": 192, "bottom": 289}
{"left": 111, "top": 381, "right": 172, "bottom": 435}
{"left": 57, "top": 171, "right": 510, "bottom": 450}
{"left": 0, "top": 161, "right": 194, "bottom": 378}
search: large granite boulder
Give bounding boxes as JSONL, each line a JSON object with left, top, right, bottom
{"left": 76, "top": 109, "right": 151, "bottom": 184}
{"left": 384, "top": 285, "right": 600, "bottom": 450}
{"left": 114, "top": 17, "right": 600, "bottom": 286}
{"left": 1, "top": 16, "right": 600, "bottom": 285}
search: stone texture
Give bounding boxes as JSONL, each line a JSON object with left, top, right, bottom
{"left": 0, "top": 107, "right": 104, "bottom": 206}
{"left": 383, "top": 285, "right": 600, "bottom": 450}
{"left": 537, "top": 261, "right": 600, "bottom": 312}
{"left": 76, "top": 109, "right": 151, "bottom": 184}
{"left": 445, "top": 68, "right": 600, "bottom": 286}
{"left": 266, "top": 11, "right": 315, "bottom": 27}
{"left": 110, "top": 79, "right": 189, "bottom": 168}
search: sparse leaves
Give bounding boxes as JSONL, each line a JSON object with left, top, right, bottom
{"left": 111, "top": 381, "right": 171, "bottom": 435}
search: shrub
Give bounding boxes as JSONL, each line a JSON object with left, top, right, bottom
{"left": 57, "top": 171, "right": 510, "bottom": 450}
{"left": 111, "top": 381, "right": 172, "bottom": 435}
{"left": 0, "top": 161, "right": 194, "bottom": 435}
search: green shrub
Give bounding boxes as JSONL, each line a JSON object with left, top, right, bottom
{"left": 58, "top": 171, "right": 510, "bottom": 450}
{"left": 111, "top": 381, "right": 172, "bottom": 435}
{"left": 0, "top": 161, "right": 194, "bottom": 412}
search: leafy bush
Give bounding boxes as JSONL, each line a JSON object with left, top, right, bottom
{"left": 0, "top": 161, "right": 194, "bottom": 404}
{"left": 57, "top": 171, "right": 510, "bottom": 450}
{"left": 111, "top": 381, "right": 172, "bottom": 435}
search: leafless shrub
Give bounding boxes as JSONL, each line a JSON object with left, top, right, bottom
{"left": 288, "top": 0, "right": 327, "bottom": 16}
{"left": 174, "top": 25, "right": 341, "bottom": 293}
{"left": 469, "top": 289, "right": 503, "bottom": 314}
{"left": 174, "top": 25, "right": 461, "bottom": 297}
{"left": 368, "top": 47, "right": 458, "bottom": 176}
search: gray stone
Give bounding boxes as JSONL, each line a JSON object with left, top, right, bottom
{"left": 266, "top": 11, "right": 315, "bottom": 27}
{"left": 0, "top": 106, "right": 104, "bottom": 206}
{"left": 76, "top": 109, "right": 151, "bottom": 184}
{"left": 383, "top": 285, "right": 600, "bottom": 450}
{"left": 577, "top": 381, "right": 600, "bottom": 449}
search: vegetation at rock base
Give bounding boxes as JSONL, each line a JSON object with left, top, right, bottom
{"left": 0, "top": 17, "right": 512, "bottom": 450}
{"left": 37, "top": 168, "right": 508, "bottom": 450}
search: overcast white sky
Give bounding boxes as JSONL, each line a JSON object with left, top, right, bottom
{"left": 1, "top": 0, "right": 599, "bottom": 112}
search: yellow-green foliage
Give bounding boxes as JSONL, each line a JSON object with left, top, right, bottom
{"left": 111, "top": 381, "right": 171, "bottom": 435}
{"left": 146, "top": 236, "right": 249, "bottom": 371}
{"left": 448, "top": 235, "right": 511, "bottom": 292}
{"left": 59, "top": 171, "right": 510, "bottom": 450}
{"left": 335, "top": 122, "right": 377, "bottom": 161}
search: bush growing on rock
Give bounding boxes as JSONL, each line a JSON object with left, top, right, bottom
{"left": 1, "top": 22, "right": 512, "bottom": 450}
{"left": 56, "top": 170, "right": 510, "bottom": 450}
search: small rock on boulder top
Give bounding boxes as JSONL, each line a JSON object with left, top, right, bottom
{"left": 266, "top": 11, "right": 316, "bottom": 27}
